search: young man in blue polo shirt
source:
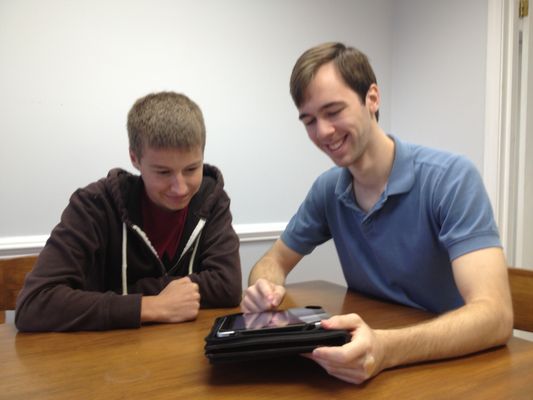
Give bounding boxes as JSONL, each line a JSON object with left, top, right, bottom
{"left": 240, "top": 42, "right": 513, "bottom": 384}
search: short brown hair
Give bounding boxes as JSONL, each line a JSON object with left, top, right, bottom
{"left": 127, "top": 92, "right": 206, "bottom": 159}
{"left": 290, "top": 42, "right": 379, "bottom": 121}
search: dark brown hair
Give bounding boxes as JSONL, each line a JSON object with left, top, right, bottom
{"left": 290, "top": 42, "right": 379, "bottom": 120}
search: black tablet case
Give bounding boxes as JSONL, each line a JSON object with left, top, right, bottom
{"left": 204, "top": 311, "right": 351, "bottom": 364}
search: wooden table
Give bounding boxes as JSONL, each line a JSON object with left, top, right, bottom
{"left": 1, "top": 280, "right": 532, "bottom": 399}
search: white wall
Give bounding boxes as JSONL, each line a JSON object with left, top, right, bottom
{"left": 390, "top": 0, "right": 488, "bottom": 170}
{"left": 241, "top": 0, "right": 490, "bottom": 284}
{"left": 0, "top": 0, "right": 393, "bottom": 238}
{"left": 0, "top": 0, "right": 491, "bottom": 287}
{"left": 239, "top": 239, "right": 345, "bottom": 289}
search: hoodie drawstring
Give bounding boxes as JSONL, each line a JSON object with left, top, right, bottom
{"left": 188, "top": 230, "right": 202, "bottom": 275}
{"left": 121, "top": 223, "right": 128, "bottom": 295}
{"left": 177, "top": 218, "right": 206, "bottom": 274}
{"left": 120, "top": 218, "right": 207, "bottom": 295}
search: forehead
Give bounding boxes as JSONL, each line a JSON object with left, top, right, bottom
{"left": 141, "top": 145, "right": 203, "bottom": 165}
{"left": 299, "top": 62, "right": 359, "bottom": 114}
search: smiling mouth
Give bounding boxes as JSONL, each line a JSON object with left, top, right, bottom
{"left": 165, "top": 194, "right": 188, "bottom": 202}
{"left": 326, "top": 136, "right": 346, "bottom": 152}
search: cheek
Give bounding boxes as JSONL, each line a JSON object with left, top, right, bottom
{"left": 189, "top": 174, "right": 203, "bottom": 194}
{"left": 306, "top": 129, "right": 319, "bottom": 145}
{"left": 146, "top": 177, "right": 168, "bottom": 193}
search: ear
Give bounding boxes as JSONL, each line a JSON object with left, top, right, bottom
{"left": 129, "top": 149, "right": 141, "bottom": 170}
{"left": 365, "top": 83, "right": 380, "bottom": 118}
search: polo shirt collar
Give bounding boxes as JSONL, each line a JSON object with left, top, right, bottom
{"left": 385, "top": 134, "right": 415, "bottom": 196}
{"left": 335, "top": 167, "right": 354, "bottom": 207}
{"left": 334, "top": 135, "right": 415, "bottom": 209}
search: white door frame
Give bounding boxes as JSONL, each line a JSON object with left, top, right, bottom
{"left": 515, "top": 1, "right": 533, "bottom": 268}
{"left": 484, "top": 0, "right": 522, "bottom": 265}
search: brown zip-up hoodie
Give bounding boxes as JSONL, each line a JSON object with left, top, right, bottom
{"left": 15, "top": 164, "right": 241, "bottom": 331}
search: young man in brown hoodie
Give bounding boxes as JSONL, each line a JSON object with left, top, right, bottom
{"left": 16, "top": 92, "right": 242, "bottom": 331}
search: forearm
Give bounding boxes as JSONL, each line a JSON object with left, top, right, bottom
{"left": 377, "top": 299, "right": 513, "bottom": 370}
{"left": 129, "top": 275, "right": 173, "bottom": 295}
{"left": 248, "top": 239, "right": 300, "bottom": 286}
{"left": 241, "top": 239, "right": 303, "bottom": 312}
{"left": 16, "top": 246, "right": 142, "bottom": 331}
{"left": 16, "top": 284, "right": 142, "bottom": 331}
{"left": 248, "top": 257, "right": 287, "bottom": 287}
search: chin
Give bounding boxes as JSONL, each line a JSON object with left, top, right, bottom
{"left": 162, "top": 195, "right": 190, "bottom": 210}
{"left": 168, "top": 204, "right": 187, "bottom": 211}
{"left": 155, "top": 201, "right": 184, "bottom": 212}
{"left": 329, "top": 155, "right": 349, "bottom": 167}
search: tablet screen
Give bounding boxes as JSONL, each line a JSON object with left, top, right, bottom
{"left": 217, "top": 307, "right": 330, "bottom": 336}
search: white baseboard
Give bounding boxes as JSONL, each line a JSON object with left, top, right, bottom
{"left": 0, "top": 235, "right": 47, "bottom": 258}
{"left": 234, "top": 222, "right": 286, "bottom": 242}
{"left": 514, "top": 329, "right": 533, "bottom": 342}
{"left": 0, "top": 222, "right": 286, "bottom": 258}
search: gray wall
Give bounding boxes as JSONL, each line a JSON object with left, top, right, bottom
{"left": 0, "top": 0, "right": 393, "bottom": 237}
{"left": 390, "top": 0, "right": 488, "bottom": 168}
{"left": 0, "top": 0, "right": 489, "bottom": 287}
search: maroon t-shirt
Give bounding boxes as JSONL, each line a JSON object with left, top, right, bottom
{"left": 141, "top": 190, "right": 188, "bottom": 262}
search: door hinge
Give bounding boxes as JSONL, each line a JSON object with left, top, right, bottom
{"left": 520, "top": 0, "right": 529, "bottom": 18}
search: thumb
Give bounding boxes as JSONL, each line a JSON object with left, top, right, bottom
{"left": 269, "top": 286, "right": 286, "bottom": 307}
{"left": 320, "top": 313, "right": 364, "bottom": 330}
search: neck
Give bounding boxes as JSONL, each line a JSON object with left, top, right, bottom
{"left": 348, "top": 127, "right": 395, "bottom": 212}
{"left": 350, "top": 128, "right": 394, "bottom": 186}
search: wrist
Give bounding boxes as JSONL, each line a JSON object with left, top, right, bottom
{"left": 374, "top": 329, "right": 399, "bottom": 371}
{"left": 140, "top": 296, "right": 159, "bottom": 323}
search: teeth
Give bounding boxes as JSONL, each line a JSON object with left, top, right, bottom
{"left": 328, "top": 138, "right": 343, "bottom": 151}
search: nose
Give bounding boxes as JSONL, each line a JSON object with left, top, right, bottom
{"left": 169, "top": 173, "right": 189, "bottom": 196}
{"left": 315, "top": 118, "right": 335, "bottom": 141}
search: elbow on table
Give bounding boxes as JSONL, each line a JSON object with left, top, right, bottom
{"left": 501, "top": 307, "right": 514, "bottom": 344}
{"left": 14, "top": 295, "right": 66, "bottom": 332}
{"left": 493, "top": 302, "right": 514, "bottom": 346}
{"left": 14, "top": 305, "right": 38, "bottom": 332}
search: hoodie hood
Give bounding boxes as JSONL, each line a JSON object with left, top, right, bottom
{"left": 102, "top": 164, "right": 227, "bottom": 294}
{"left": 104, "top": 163, "right": 226, "bottom": 225}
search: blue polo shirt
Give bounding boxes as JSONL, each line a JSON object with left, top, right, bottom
{"left": 281, "top": 136, "right": 501, "bottom": 313}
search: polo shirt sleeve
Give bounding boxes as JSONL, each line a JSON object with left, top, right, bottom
{"left": 433, "top": 156, "right": 501, "bottom": 261}
{"left": 281, "top": 174, "right": 333, "bottom": 255}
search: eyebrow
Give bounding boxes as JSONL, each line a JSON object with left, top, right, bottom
{"left": 298, "top": 101, "right": 345, "bottom": 120}
{"left": 149, "top": 160, "right": 203, "bottom": 170}
{"left": 185, "top": 160, "right": 203, "bottom": 168}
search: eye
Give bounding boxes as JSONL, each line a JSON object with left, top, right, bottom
{"left": 156, "top": 170, "right": 171, "bottom": 176}
{"left": 326, "top": 108, "right": 343, "bottom": 117}
{"left": 184, "top": 165, "right": 200, "bottom": 175}
{"left": 302, "top": 117, "right": 316, "bottom": 127}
